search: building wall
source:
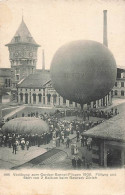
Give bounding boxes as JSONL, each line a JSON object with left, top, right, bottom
{"left": 112, "top": 68, "right": 125, "bottom": 98}
{"left": 0, "top": 69, "right": 12, "bottom": 103}
{"left": 91, "top": 138, "right": 125, "bottom": 168}
{"left": 17, "top": 84, "right": 112, "bottom": 109}
{"left": 112, "top": 78, "right": 125, "bottom": 98}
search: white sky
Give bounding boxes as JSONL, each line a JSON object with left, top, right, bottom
{"left": 0, "top": 0, "right": 125, "bottom": 69}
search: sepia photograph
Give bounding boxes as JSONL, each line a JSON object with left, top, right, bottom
{"left": 0, "top": 0, "right": 125, "bottom": 194}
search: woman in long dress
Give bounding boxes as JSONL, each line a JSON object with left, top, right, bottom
{"left": 74, "top": 145, "right": 78, "bottom": 155}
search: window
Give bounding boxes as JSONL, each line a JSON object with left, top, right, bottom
{"left": 5, "top": 79, "right": 11, "bottom": 87}
{"left": 121, "top": 82, "right": 124, "bottom": 87}
{"left": 115, "top": 90, "right": 117, "bottom": 95}
{"left": 63, "top": 98, "right": 66, "bottom": 104}
{"left": 33, "top": 94, "right": 36, "bottom": 103}
{"left": 69, "top": 100, "right": 72, "bottom": 104}
{"left": 121, "top": 90, "right": 124, "bottom": 96}
{"left": 38, "top": 94, "right": 42, "bottom": 103}
{"left": 16, "top": 75, "right": 19, "bottom": 81}
{"left": 53, "top": 94, "right": 57, "bottom": 104}
{"left": 5, "top": 79, "right": 8, "bottom": 87}
{"left": 47, "top": 94, "right": 51, "bottom": 104}
{"left": 26, "top": 89, "right": 27, "bottom": 91}
{"left": 39, "top": 89, "right": 41, "bottom": 91}
{"left": 34, "top": 89, "right": 35, "bottom": 91}
{"left": 20, "top": 93, "right": 23, "bottom": 102}
{"left": 115, "top": 82, "right": 117, "bottom": 87}
{"left": 43, "top": 97, "right": 45, "bottom": 104}
{"left": 15, "top": 36, "right": 20, "bottom": 42}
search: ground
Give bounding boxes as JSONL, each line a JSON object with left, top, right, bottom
{"left": 0, "top": 98, "right": 125, "bottom": 170}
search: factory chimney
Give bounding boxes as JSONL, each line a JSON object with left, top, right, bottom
{"left": 42, "top": 49, "right": 45, "bottom": 70}
{"left": 103, "top": 10, "right": 108, "bottom": 47}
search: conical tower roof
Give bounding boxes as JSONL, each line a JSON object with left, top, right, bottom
{"left": 6, "top": 18, "right": 40, "bottom": 46}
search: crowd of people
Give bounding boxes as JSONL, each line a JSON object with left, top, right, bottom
{"left": 72, "top": 155, "right": 92, "bottom": 169}
{"left": 0, "top": 106, "right": 119, "bottom": 158}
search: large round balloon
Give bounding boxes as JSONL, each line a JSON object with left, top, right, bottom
{"left": 50, "top": 40, "right": 117, "bottom": 105}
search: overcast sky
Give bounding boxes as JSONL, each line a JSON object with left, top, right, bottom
{"left": 0, "top": 0, "right": 125, "bottom": 69}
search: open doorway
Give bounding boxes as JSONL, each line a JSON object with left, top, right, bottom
{"left": 107, "top": 148, "right": 121, "bottom": 168}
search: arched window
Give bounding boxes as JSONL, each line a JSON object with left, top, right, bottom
{"left": 53, "top": 94, "right": 57, "bottom": 104}
{"left": 47, "top": 94, "right": 51, "bottom": 104}
{"left": 115, "top": 90, "right": 117, "bottom": 95}
{"left": 25, "top": 93, "right": 28, "bottom": 104}
{"left": 20, "top": 93, "right": 23, "bottom": 102}
{"left": 33, "top": 93, "right": 36, "bottom": 104}
{"left": 69, "top": 100, "right": 72, "bottom": 105}
{"left": 63, "top": 98, "right": 66, "bottom": 105}
{"left": 38, "top": 94, "right": 42, "bottom": 103}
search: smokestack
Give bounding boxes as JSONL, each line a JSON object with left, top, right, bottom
{"left": 42, "top": 49, "right": 45, "bottom": 70}
{"left": 103, "top": 10, "right": 108, "bottom": 47}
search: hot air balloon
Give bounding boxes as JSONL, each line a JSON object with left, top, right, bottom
{"left": 50, "top": 40, "right": 117, "bottom": 108}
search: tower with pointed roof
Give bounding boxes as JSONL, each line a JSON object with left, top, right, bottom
{"left": 6, "top": 18, "right": 40, "bottom": 85}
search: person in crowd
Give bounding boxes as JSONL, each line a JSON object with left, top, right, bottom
{"left": 12, "top": 141, "right": 17, "bottom": 154}
{"left": 72, "top": 156, "right": 77, "bottom": 168}
{"left": 21, "top": 138, "right": 25, "bottom": 150}
{"left": 77, "top": 156, "right": 82, "bottom": 168}
{"left": 82, "top": 156, "right": 86, "bottom": 167}
{"left": 80, "top": 135, "right": 84, "bottom": 147}
{"left": 26, "top": 140, "right": 29, "bottom": 150}
{"left": 66, "top": 137, "right": 70, "bottom": 148}
{"left": 77, "top": 130, "right": 80, "bottom": 142}
{"left": 74, "top": 145, "right": 78, "bottom": 155}
{"left": 87, "top": 137, "right": 92, "bottom": 150}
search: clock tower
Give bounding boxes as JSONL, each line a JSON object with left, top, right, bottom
{"left": 5, "top": 17, "right": 40, "bottom": 86}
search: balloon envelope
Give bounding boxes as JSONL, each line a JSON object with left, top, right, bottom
{"left": 2, "top": 117, "right": 49, "bottom": 135}
{"left": 50, "top": 40, "right": 117, "bottom": 104}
